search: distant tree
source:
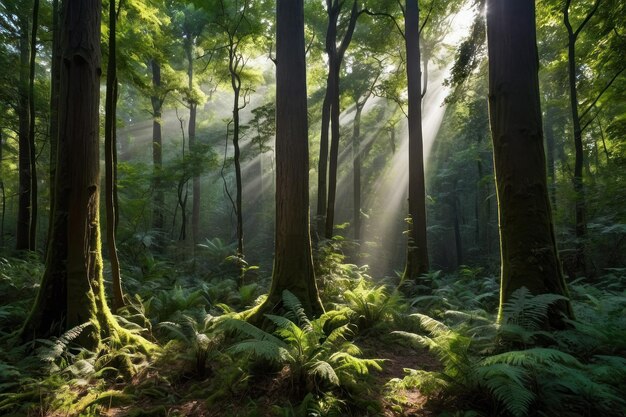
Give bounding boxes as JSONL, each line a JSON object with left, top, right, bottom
{"left": 14, "top": 1, "right": 33, "bottom": 251}
{"left": 317, "top": 0, "right": 361, "bottom": 240}
{"left": 249, "top": 0, "right": 324, "bottom": 322}
{"left": 486, "top": 0, "right": 573, "bottom": 325}
{"left": 21, "top": 0, "right": 133, "bottom": 347}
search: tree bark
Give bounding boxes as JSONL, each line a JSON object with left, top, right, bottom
{"left": 486, "top": 0, "right": 573, "bottom": 326}
{"left": 249, "top": 0, "right": 323, "bottom": 323}
{"left": 105, "top": 0, "right": 125, "bottom": 310}
{"left": 21, "top": 0, "right": 132, "bottom": 348}
{"left": 402, "top": 0, "right": 429, "bottom": 281}
{"left": 185, "top": 31, "right": 200, "bottom": 247}
{"left": 352, "top": 105, "right": 363, "bottom": 241}
{"left": 151, "top": 60, "right": 164, "bottom": 233}
{"left": 28, "top": 0, "right": 39, "bottom": 250}
{"left": 16, "top": 11, "right": 31, "bottom": 251}
{"left": 0, "top": 130, "right": 4, "bottom": 248}
{"left": 47, "top": 0, "right": 61, "bottom": 249}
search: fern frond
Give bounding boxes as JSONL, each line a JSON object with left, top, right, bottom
{"left": 473, "top": 363, "right": 534, "bottom": 417}
{"left": 227, "top": 340, "right": 293, "bottom": 363}
{"left": 282, "top": 290, "right": 312, "bottom": 331}
{"left": 308, "top": 360, "right": 340, "bottom": 386}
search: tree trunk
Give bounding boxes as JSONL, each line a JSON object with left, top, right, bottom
{"left": 47, "top": 0, "right": 61, "bottom": 249}
{"left": 324, "top": 0, "right": 359, "bottom": 239}
{"left": 486, "top": 0, "right": 573, "bottom": 326}
{"left": 316, "top": 75, "right": 333, "bottom": 240}
{"left": 402, "top": 0, "right": 429, "bottom": 281}
{"left": 28, "top": 0, "right": 39, "bottom": 250}
{"left": 186, "top": 33, "right": 201, "bottom": 247}
{"left": 16, "top": 12, "right": 31, "bottom": 251}
{"left": 249, "top": 0, "right": 323, "bottom": 323}
{"left": 228, "top": 51, "right": 244, "bottom": 259}
{"left": 544, "top": 107, "right": 557, "bottom": 210}
{"left": 0, "top": 130, "right": 4, "bottom": 248}
{"left": 151, "top": 60, "right": 164, "bottom": 232}
{"left": 352, "top": 105, "right": 363, "bottom": 241}
{"left": 21, "top": 0, "right": 134, "bottom": 348}
{"left": 105, "top": 0, "right": 125, "bottom": 311}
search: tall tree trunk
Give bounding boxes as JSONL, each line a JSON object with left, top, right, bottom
{"left": 28, "top": 0, "right": 39, "bottom": 250}
{"left": 22, "top": 0, "right": 137, "bottom": 348}
{"left": 47, "top": 0, "right": 60, "bottom": 249}
{"left": 316, "top": 75, "right": 333, "bottom": 239}
{"left": 249, "top": 0, "right": 323, "bottom": 323}
{"left": 228, "top": 50, "right": 244, "bottom": 259}
{"left": 0, "top": 130, "right": 4, "bottom": 248}
{"left": 186, "top": 34, "right": 200, "bottom": 247}
{"left": 352, "top": 105, "right": 363, "bottom": 241}
{"left": 487, "top": 0, "right": 573, "bottom": 326}
{"left": 105, "top": 0, "right": 125, "bottom": 310}
{"left": 402, "top": 0, "right": 429, "bottom": 281}
{"left": 151, "top": 60, "right": 164, "bottom": 233}
{"left": 564, "top": 0, "right": 599, "bottom": 276}
{"left": 16, "top": 12, "right": 31, "bottom": 251}
{"left": 324, "top": 0, "right": 359, "bottom": 239}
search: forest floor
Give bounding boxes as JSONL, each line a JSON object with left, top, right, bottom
{"left": 94, "top": 336, "right": 441, "bottom": 417}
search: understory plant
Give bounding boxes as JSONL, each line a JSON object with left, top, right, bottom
{"left": 391, "top": 288, "right": 626, "bottom": 417}
{"left": 221, "top": 290, "right": 382, "bottom": 407}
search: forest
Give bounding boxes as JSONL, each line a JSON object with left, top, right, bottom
{"left": 0, "top": 0, "right": 625, "bottom": 415}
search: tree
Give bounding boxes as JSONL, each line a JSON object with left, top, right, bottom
{"left": 316, "top": 0, "right": 361, "bottom": 240}
{"left": 180, "top": 4, "right": 207, "bottom": 247}
{"left": 104, "top": 0, "right": 125, "bottom": 311}
{"left": 15, "top": 1, "right": 32, "bottom": 251}
{"left": 248, "top": 0, "right": 324, "bottom": 322}
{"left": 21, "top": 0, "right": 136, "bottom": 348}
{"left": 403, "top": 0, "right": 429, "bottom": 280}
{"left": 486, "top": 0, "right": 573, "bottom": 325}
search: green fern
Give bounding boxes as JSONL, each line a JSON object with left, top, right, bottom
{"left": 223, "top": 291, "right": 382, "bottom": 398}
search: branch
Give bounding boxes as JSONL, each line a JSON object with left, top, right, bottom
{"left": 580, "top": 67, "right": 624, "bottom": 120}
{"left": 362, "top": 9, "right": 405, "bottom": 40}
{"left": 575, "top": 0, "right": 601, "bottom": 38}
{"left": 419, "top": 0, "right": 436, "bottom": 35}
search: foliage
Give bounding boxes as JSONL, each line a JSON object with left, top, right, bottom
{"left": 222, "top": 291, "right": 382, "bottom": 405}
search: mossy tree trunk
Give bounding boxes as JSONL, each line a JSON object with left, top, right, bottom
{"left": 402, "top": 0, "right": 430, "bottom": 281}
{"left": 486, "top": 0, "right": 573, "bottom": 325}
{"left": 21, "top": 0, "right": 127, "bottom": 348}
{"left": 249, "top": 0, "right": 324, "bottom": 322}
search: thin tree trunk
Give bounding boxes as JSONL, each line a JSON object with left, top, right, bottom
{"left": 28, "top": 0, "right": 39, "bottom": 250}
{"left": 16, "top": 13, "right": 31, "bottom": 251}
{"left": 352, "top": 105, "right": 363, "bottom": 241}
{"left": 316, "top": 79, "right": 332, "bottom": 239}
{"left": 229, "top": 52, "right": 244, "bottom": 259}
{"left": 105, "top": 0, "right": 125, "bottom": 310}
{"left": 564, "top": 0, "right": 599, "bottom": 276}
{"left": 186, "top": 33, "right": 200, "bottom": 247}
{"left": 0, "top": 130, "right": 4, "bottom": 248}
{"left": 402, "top": 0, "right": 429, "bottom": 281}
{"left": 545, "top": 107, "right": 557, "bottom": 210}
{"left": 151, "top": 60, "right": 164, "bottom": 232}
{"left": 324, "top": 0, "right": 359, "bottom": 239}
{"left": 487, "top": 0, "right": 573, "bottom": 326}
{"left": 47, "top": 0, "right": 60, "bottom": 249}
